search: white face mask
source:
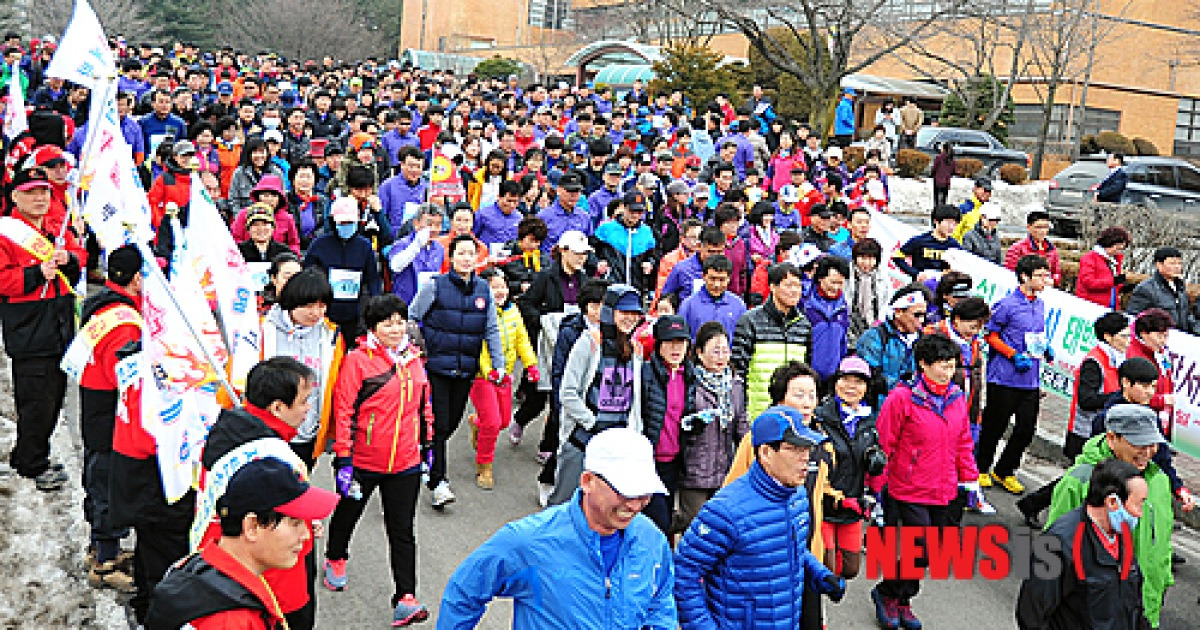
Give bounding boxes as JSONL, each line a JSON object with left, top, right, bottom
{"left": 263, "top": 117, "right": 280, "bottom": 129}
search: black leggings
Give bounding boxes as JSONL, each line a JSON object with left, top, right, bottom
{"left": 427, "top": 374, "right": 475, "bottom": 489}
{"left": 876, "top": 494, "right": 952, "bottom": 603}
{"left": 325, "top": 469, "right": 421, "bottom": 606}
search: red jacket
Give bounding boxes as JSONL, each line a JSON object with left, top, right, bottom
{"left": 1004, "top": 236, "right": 1062, "bottom": 286}
{"left": 876, "top": 378, "right": 979, "bottom": 506}
{"left": 147, "top": 166, "right": 192, "bottom": 229}
{"left": 187, "top": 543, "right": 286, "bottom": 630}
{"left": 79, "top": 283, "right": 142, "bottom": 391}
{"left": 113, "top": 375, "right": 154, "bottom": 459}
{"left": 333, "top": 336, "right": 434, "bottom": 473}
{"left": 1075, "top": 248, "right": 1124, "bottom": 308}
{"left": 0, "top": 213, "right": 86, "bottom": 304}
{"left": 1127, "top": 333, "right": 1173, "bottom": 428}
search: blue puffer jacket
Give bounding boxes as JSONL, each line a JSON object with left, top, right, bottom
{"left": 437, "top": 489, "right": 677, "bottom": 629}
{"left": 422, "top": 273, "right": 492, "bottom": 378}
{"left": 674, "top": 461, "right": 834, "bottom": 630}
{"left": 856, "top": 319, "right": 917, "bottom": 407}
{"left": 803, "top": 287, "right": 849, "bottom": 382}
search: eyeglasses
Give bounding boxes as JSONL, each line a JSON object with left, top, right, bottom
{"left": 911, "top": 311, "right": 928, "bottom": 319}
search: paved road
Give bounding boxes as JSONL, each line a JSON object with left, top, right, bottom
{"left": 313, "top": 415, "right": 1200, "bottom": 629}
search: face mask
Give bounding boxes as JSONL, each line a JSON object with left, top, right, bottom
{"left": 1107, "top": 496, "right": 1139, "bottom": 533}
{"left": 263, "top": 117, "right": 280, "bottom": 129}
{"left": 335, "top": 223, "right": 357, "bottom": 240}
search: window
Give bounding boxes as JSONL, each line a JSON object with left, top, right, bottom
{"left": 528, "top": 0, "right": 572, "bottom": 30}
{"left": 1177, "top": 166, "right": 1200, "bottom": 193}
{"left": 1129, "top": 165, "right": 1176, "bottom": 188}
{"left": 1011, "top": 104, "right": 1120, "bottom": 143}
{"left": 1174, "top": 99, "right": 1200, "bottom": 157}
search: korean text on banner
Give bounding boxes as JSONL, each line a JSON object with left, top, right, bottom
{"left": 80, "top": 84, "right": 153, "bottom": 249}
{"left": 3, "top": 63, "right": 27, "bottom": 139}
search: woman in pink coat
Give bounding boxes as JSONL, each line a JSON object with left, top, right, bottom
{"left": 230, "top": 174, "right": 302, "bottom": 254}
{"left": 871, "top": 334, "right": 981, "bottom": 630}
{"left": 1075, "top": 226, "right": 1129, "bottom": 308}
{"left": 766, "top": 132, "right": 807, "bottom": 193}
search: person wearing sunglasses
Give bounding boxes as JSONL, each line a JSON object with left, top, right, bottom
{"left": 857, "top": 285, "right": 929, "bottom": 408}
{"left": 438, "top": 427, "right": 676, "bottom": 629}
{"left": 675, "top": 405, "right": 845, "bottom": 630}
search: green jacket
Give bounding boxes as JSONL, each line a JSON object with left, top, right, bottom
{"left": 0, "top": 65, "right": 28, "bottom": 98}
{"left": 730, "top": 299, "right": 811, "bottom": 421}
{"left": 1047, "top": 434, "right": 1174, "bottom": 627}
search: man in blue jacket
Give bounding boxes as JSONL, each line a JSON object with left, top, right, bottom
{"left": 437, "top": 427, "right": 676, "bottom": 629}
{"left": 674, "top": 406, "right": 845, "bottom": 630}
{"left": 1095, "top": 152, "right": 1128, "bottom": 203}
{"left": 833, "top": 89, "right": 857, "bottom": 147}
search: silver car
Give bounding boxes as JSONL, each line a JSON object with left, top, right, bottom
{"left": 1047, "top": 156, "right": 1200, "bottom": 235}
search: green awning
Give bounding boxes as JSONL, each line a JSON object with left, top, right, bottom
{"left": 593, "top": 64, "right": 656, "bottom": 88}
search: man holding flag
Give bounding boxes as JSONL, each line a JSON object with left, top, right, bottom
{"left": 0, "top": 163, "right": 84, "bottom": 490}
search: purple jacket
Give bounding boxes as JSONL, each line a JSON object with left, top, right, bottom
{"left": 378, "top": 174, "right": 428, "bottom": 234}
{"left": 985, "top": 289, "right": 1046, "bottom": 390}
{"left": 537, "top": 199, "right": 593, "bottom": 255}
{"left": 473, "top": 202, "right": 523, "bottom": 246}
{"left": 804, "top": 288, "right": 850, "bottom": 381}
{"left": 660, "top": 254, "right": 705, "bottom": 302}
{"left": 380, "top": 129, "right": 420, "bottom": 166}
{"left": 389, "top": 232, "right": 445, "bottom": 304}
{"left": 774, "top": 204, "right": 802, "bottom": 232}
{"left": 587, "top": 186, "right": 621, "bottom": 229}
{"left": 679, "top": 287, "right": 747, "bottom": 340}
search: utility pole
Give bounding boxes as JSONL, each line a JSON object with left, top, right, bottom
{"left": 420, "top": 0, "right": 428, "bottom": 50}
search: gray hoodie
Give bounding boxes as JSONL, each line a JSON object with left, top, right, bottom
{"left": 262, "top": 305, "right": 340, "bottom": 442}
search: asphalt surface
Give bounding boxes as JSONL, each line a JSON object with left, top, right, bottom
{"left": 309, "top": 411, "right": 1200, "bottom": 630}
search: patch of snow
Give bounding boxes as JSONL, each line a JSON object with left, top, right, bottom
{"left": 888, "top": 176, "right": 1050, "bottom": 225}
{"left": 0, "top": 355, "right": 125, "bottom": 629}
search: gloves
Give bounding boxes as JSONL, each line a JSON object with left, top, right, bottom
{"left": 1013, "top": 353, "right": 1034, "bottom": 373}
{"left": 526, "top": 365, "right": 541, "bottom": 383}
{"left": 488, "top": 370, "right": 503, "bottom": 385}
{"left": 840, "top": 497, "right": 864, "bottom": 516}
{"left": 501, "top": 374, "right": 513, "bottom": 388}
{"left": 1043, "top": 347, "right": 1055, "bottom": 363}
{"left": 821, "top": 575, "right": 846, "bottom": 603}
{"left": 333, "top": 457, "right": 356, "bottom": 498}
{"left": 960, "top": 481, "right": 995, "bottom": 514}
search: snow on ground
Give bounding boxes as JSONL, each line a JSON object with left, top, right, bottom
{"left": 888, "top": 175, "right": 1050, "bottom": 224}
{"left": 0, "top": 357, "right": 126, "bottom": 629}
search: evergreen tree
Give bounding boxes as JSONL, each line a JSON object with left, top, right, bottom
{"left": 939, "top": 74, "right": 1015, "bottom": 143}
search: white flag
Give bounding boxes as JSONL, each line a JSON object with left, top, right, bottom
{"left": 46, "top": 0, "right": 116, "bottom": 87}
{"left": 137, "top": 242, "right": 227, "bottom": 503}
{"left": 81, "top": 79, "right": 152, "bottom": 250}
{"left": 3, "top": 63, "right": 27, "bottom": 139}
{"left": 185, "top": 176, "right": 261, "bottom": 390}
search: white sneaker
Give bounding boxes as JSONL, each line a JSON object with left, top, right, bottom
{"left": 538, "top": 483, "right": 554, "bottom": 508}
{"left": 431, "top": 481, "right": 456, "bottom": 510}
{"left": 508, "top": 423, "right": 524, "bottom": 446}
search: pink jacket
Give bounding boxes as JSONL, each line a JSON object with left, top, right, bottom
{"left": 1003, "top": 236, "right": 1061, "bottom": 286}
{"left": 876, "top": 378, "right": 978, "bottom": 506}
{"left": 767, "top": 153, "right": 807, "bottom": 192}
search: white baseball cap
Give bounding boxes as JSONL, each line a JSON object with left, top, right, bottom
{"left": 825, "top": 146, "right": 843, "bottom": 160}
{"left": 558, "top": 230, "right": 593, "bottom": 253}
{"left": 980, "top": 201, "right": 1003, "bottom": 221}
{"left": 779, "top": 184, "right": 800, "bottom": 203}
{"left": 584, "top": 427, "right": 667, "bottom": 497}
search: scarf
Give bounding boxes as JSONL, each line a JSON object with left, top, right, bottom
{"left": 522, "top": 249, "right": 541, "bottom": 272}
{"left": 837, "top": 396, "right": 871, "bottom": 437}
{"left": 694, "top": 364, "right": 733, "bottom": 429}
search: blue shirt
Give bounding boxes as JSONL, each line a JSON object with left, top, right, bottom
{"left": 660, "top": 254, "right": 705, "bottom": 303}
{"left": 378, "top": 174, "right": 428, "bottom": 233}
{"left": 138, "top": 112, "right": 188, "bottom": 160}
{"left": 985, "top": 289, "right": 1046, "bottom": 390}
{"left": 678, "top": 287, "right": 747, "bottom": 340}
{"left": 380, "top": 129, "right": 420, "bottom": 166}
{"left": 538, "top": 199, "right": 594, "bottom": 255}
{"left": 473, "top": 202, "right": 523, "bottom": 246}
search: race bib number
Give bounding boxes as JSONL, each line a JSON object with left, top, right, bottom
{"left": 1025, "top": 332, "right": 1047, "bottom": 356}
{"left": 329, "top": 268, "right": 363, "bottom": 301}
{"left": 403, "top": 202, "right": 421, "bottom": 224}
{"left": 246, "top": 262, "right": 270, "bottom": 292}
{"left": 564, "top": 304, "right": 581, "bottom": 316}
{"left": 691, "top": 278, "right": 705, "bottom": 296}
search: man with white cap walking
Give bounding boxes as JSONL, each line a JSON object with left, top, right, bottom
{"left": 437, "top": 427, "right": 676, "bottom": 629}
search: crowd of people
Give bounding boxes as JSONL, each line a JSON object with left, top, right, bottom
{"left": 0, "top": 31, "right": 1194, "bottom": 630}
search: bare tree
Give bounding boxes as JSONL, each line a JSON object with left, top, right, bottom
{"left": 597, "top": 0, "right": 724, "bottom": 47}
{"left": 1, "top": 0, "right": 160, "bottom": 42}
{"left": 698, "top": 0, "right": 970, "bottom": 136}
{"left": 899, "top": 3, "right": 1037, "bottom": 134}
{"left": 214, "top": 0, "right": 388, "bottom": 61}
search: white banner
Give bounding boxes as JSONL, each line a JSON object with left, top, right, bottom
{"left": 80, "top": 78, "right": 153, "bottom": 250}
{"left": 868, "top": 211, "right": 1200, "bottom": 459}
{"left": 184, "top": 176, "right": 261, "bottom": 391}
{"left": 45, "top": 0, "right": 116, "bottom": 87}
{"left": 3, "top": 63, "right": 27, "bottom": 139}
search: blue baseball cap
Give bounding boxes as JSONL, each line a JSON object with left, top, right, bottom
{"left": 216, "top": 81, "right": 234, "bottom": 95}
{"left": 751, "top": 406, "right": 828, "bottom": 448}
{"left": 613, "top": 290, "right": 643, "bottom": 313}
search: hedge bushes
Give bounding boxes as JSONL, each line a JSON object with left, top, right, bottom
{"left": 895, "top": 149, "right": 931, "bottom": 178}
{"left": 999, "top": 163, "right": 1029, "bottom": 185}
{"left": 955, "top": 158, "right": 984, "bottom": 178}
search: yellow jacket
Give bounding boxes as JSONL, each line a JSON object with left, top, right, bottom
{"left": 723, "top": 424, "right": 840, "bottom": 559}
{"left": 477, "top": 303, "right": 538, "bottom": 377}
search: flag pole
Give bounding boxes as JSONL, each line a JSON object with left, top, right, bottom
{"left": 41, "top": 73, "right": 117, "bottom": 298}
{"left": 134, "top": 238, "right": 242, "bottom": 407}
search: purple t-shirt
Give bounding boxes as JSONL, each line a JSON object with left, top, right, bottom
{"left": 985, "top": 289, "right": 1046, "bottom": 390}
{"left": 656, "top": 367, "right": 686, "bottom": 462}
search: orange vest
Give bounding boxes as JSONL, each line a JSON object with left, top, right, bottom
{"left": 1067, "top": 344, "right": 1121, "bottom": 436}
